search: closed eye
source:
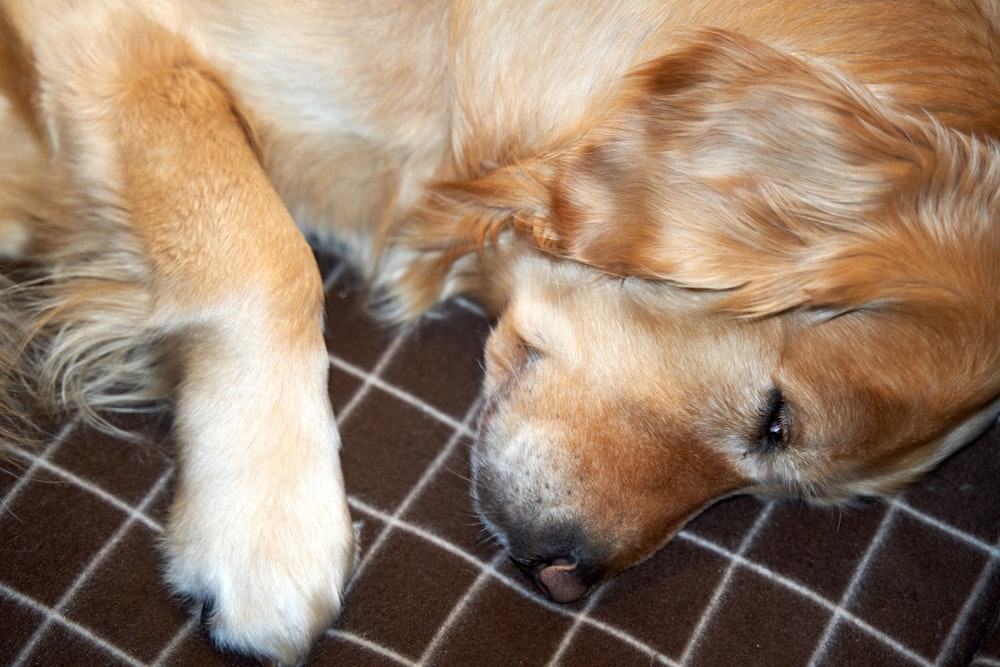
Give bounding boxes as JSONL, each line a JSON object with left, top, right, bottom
{"left": 518, "top": 338, "right": 544, "bottom": 370}
{"left": 754, "top": 387, "right": 790, "bottom": 455}
{"left": 514, "top": 327, "right": 548, "bottom": 372}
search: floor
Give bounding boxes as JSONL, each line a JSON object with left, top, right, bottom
{"left": 2, "top": 253, "right": 999, "bottom": 666}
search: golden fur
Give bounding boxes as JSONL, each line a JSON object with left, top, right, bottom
{"left": 1, "top": 0, "right": 999, "bottom": 661}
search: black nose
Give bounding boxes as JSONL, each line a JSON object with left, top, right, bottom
{"left": 513, "top": 556, "right": 595, "bottom": 603}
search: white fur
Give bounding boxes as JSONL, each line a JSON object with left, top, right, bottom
{"left": 163, "top": 299, "right": 357, "bottom": 662}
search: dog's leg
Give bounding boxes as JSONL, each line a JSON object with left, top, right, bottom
{"left": 117, "top": 43, "right": 357, "bottom": 667}
{"left": 0, "top": 98, "right": 39, "bottom": 257}
{"left": 7, "top": 9, "right": 356, "bottom": 662}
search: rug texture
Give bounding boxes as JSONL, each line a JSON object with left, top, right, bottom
{"left": 2, "top": 254, "right": 999, "bottom": 666}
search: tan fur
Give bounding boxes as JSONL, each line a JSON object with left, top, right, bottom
{"left": 1, "top": 0, "right": 999, "bottom": 661}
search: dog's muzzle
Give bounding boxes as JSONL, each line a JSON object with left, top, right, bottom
{"left": 472, "top": 448, "right": 609, "bottom": 603}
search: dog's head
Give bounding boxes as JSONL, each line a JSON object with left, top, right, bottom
{"left": 407, "top": 29, "right": 1000, "bottom": 602}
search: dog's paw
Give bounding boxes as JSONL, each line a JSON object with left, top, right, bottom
{"left": 163, "top": 466, "right": 358, "bottom": 664}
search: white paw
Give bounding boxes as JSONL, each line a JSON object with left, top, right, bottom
{"left": 164, "top": 448, "right": 358, "bottom": 664}
{"left": 157, "top": 299, "right": 357, "bottom": 662}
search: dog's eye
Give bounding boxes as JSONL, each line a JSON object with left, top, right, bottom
{"left": 757, "top": 388, "right": 789, "bottom": 454}
{"left": 514, "top": 333, "right": 544, "bottom": 372}
{"left": 519, "top": 340, "right": 543, "bottom": 368}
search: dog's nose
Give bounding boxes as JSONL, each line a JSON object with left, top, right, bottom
{"left": 513, "top": 556, "right": 595, "bottom": 603}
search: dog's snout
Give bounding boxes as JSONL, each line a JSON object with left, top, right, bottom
{"left": 473, "top": 427, "right": 613, "bottom": 603}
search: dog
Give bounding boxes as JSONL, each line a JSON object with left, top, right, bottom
{"left": 1, "top": 0, "right": 999, "bottom": 662}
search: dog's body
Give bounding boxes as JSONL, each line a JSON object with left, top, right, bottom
{"left": 2, "top": 0, "right": 999, "bottom": 662}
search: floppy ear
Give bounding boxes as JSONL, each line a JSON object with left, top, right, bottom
{"left": 545, "top": 28, "right": 956, "bottom": 315}
{"left": 407, "top": 28, "right": 978, "bottom": 316}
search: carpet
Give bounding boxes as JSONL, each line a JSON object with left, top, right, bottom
{"left": 2, "top": 253, "right": 999, "bottom": 666}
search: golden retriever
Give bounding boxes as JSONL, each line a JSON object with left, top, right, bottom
{"left": 1, "top": 0, "right": 999, "bottom": 662}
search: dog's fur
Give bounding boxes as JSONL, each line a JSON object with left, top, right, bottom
{"left": 2, "top": 0, "right": 1000, "bottom": 662}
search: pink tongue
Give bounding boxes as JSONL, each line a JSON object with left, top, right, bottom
{"left": 538, "top": 560, "right": 588, "bottom": 603}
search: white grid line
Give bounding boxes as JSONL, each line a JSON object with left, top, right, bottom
{"left": 6, "top": 447, "right": 164, "bottom": 534}
{"left": 346, "top": 496, "right": 670, "bottom": 661}
{"left": 330, "top": 351, "right": 473, "bottom": 436}
{"left": 0, "top": 582, "right": 146, "bottom": 667}
{"left": 348, "top": 497, "right": 501, "bottom": 588}
{"left": 327, "top": 629, "right": 419, "bottom": 667}
{"left": 891, "top": 497, "right": 1000, "bottom": 556}
{"left": 451, "top": 296, "right": 488, "bottom": 319}
{"left": 149, "top": 616, "right": 200, "bottom": 667}
{"left": 679, "top": 500, "right": 776, "bottom": 665}
{"left": 935, "top": 533, "right": 1000, "bottom": 665}
{"left": 806, "top": 504, "right": 899, "bottom": 667}
{"left": 544, "top": 588, "right": 610, "bottom": 667}
{"left": 679, "top": 527, "right": 933, "bottom": 667}
{"left": 1, "top": 420, "right": 77, "bottom": 513}
{"left": 419, "top": 551, "right": 509, "bottom": 664}
{"left": 572, "top": 610, "right": 678, "bottom": 664}
{"left": 342, "top": 397, "right": 481, "bottom": 593}
{"left": 332, "top": 328, "right": 410, "bottom": 424}
{"left": 321, "top": 261, "right": 351, "bottom": 293}
{"left": 11, "top": 466, "right": 172, "bottom": 667}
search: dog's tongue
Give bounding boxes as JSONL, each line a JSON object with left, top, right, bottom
{"left": 537, "top": 559, "right": 589, "bottom": 603}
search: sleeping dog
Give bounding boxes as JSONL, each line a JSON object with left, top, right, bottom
{"left": 1, "top": 0, "right": 999, "bottom": 662}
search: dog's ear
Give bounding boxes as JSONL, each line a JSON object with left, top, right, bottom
{"left": 407, "top": 157, "right": 560, "bottom": 256}
{"left": 406, "top": 29, "right": 989, "bottom": 316}
{"left": 544, "top": 28, "right": 966, "bottom": 315}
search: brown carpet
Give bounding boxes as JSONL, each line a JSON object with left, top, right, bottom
{"left": 2, "top": 253, "right": 999, "bottom": 666}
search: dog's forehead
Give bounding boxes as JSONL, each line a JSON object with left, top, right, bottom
{"left": 508, "top": 264, "right": 777, "bottom": 355}
{"left": 506, "top": 259, "right": 690, "bottom": 333}
{"left": 498, "top": 269, "right": 787, "bottom": 426}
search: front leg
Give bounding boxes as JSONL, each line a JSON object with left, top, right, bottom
{"left": 166, "top": 323, "right": 358, "bottom": 663}
{"left": 10, "top": 7, "right": 357, "bottom": 662}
